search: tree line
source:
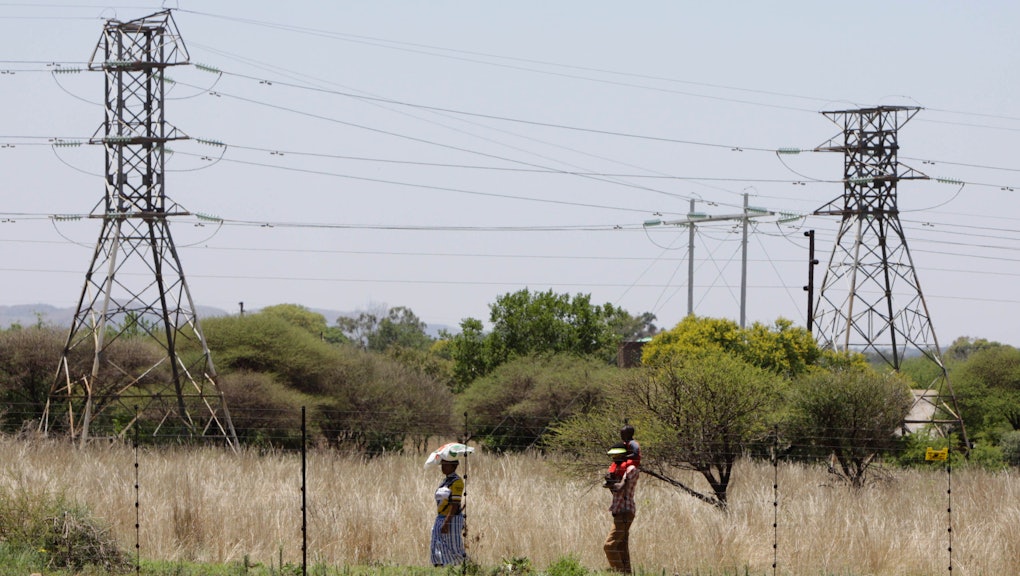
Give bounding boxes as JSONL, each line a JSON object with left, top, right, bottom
{"left": 1, "top": 288, "right": 1018, "bottom": 507}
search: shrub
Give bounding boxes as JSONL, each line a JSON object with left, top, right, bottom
{"left": 456, "top": 354, "right": 620, "bottom": 451}
{"left": 0, "top": 486, "right": 128, "bottom": 571}
{"left": 1000, "top": 430, "right": 1020, "bottom": 467}
{"left": 318, "top": 347, "right": 454, "bottom": 454}
{"left": 0, "top": 325, "right": 173, "bottom": 438}
{"left": 200, "top": 314, "right": 338, "bottom": 395}
{"left": 216, "top": 371, "right": 313, "bottom": 447}
{"left": 785, "top": 367, "right": 912, "bottom": 487}
{"left": 893, "top": 433, "right": 967, "bottom": 468}
{"left": 967, "top": 440, "right": 1006, "bottom": 471}
{"left": 545, "top": 555, "right": 587, "bottom": 576}
{"left": 0, "top": 326, "right": 65, "bottom": 431}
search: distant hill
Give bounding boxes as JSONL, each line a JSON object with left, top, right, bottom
{"left": 0, "top": 304, "right": 76, "bottom": 328}
{"left": 0, "top": 303, "right": 453, "bottom": 337}
{"left": 0, "top": 303, "right": 230, "bottom": 329}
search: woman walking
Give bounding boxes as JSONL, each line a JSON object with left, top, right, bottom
{"left": 426, "top": 443, "right": 473, "bottom": 566}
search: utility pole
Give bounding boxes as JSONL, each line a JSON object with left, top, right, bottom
{"left": 41, "top": 11, "right": 238, "bottom": 448}
{"left": 687, "top": 199, "right": 695, "bottom": 316}
{"left": 740, "top": 194, "right": 749, "bottom": 327}
{"left": 803, "top": 230, "right": 818, "bottom": 333}
{"left": 812, "top": 105, "right": 966, "bottom": 446}
{"left": 644, "top": 193, "right": 772, "bottom": 326}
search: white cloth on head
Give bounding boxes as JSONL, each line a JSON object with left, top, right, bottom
{"left": 424, "top": 442, "right": 475, "bottom": 468}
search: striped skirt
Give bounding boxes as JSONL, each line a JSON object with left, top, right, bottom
{"left": 430, "top": 514, "right": 466, "bottom": 566}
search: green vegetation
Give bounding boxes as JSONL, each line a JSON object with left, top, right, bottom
{"left": 3, "top": 300, "right": 1018, "bottom": 469}
{"left": 0, "top": 554, "right": 836, "bottom": 576}
{"left": 784, "top": 367, "right": 913, "bottom": 487}
{"left": 202, "top": 312, "right": 454, "bottom": 452}
{"left": 551, "top": 348, "right": 785, "bottom": 508}
{"left": 641, "top": 315, "right": 866, "bottom": 377}
{"left": 0, "top": 485, "right": 127, "bottom": 573}
{"left": 456, "top": 353, "right": 624, "bottom": 450}
{"left": 443, "top": 289, "right": 647, "bottom": 390}
{"left": 3, "top": 296, "right": 1020, "bottom": 545}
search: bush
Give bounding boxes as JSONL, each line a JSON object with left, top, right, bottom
{"left": 216, "top": 371, "right": 313, "bottom": 447}
{"left": 967, "top": 440, "right": 1006, "bottom": 471}
{"left": 785, "top": 367, "right": 912, "bottom": 487}
{"left": 179, "top": 313, "right": 455, "bottom": 454}
{"left": 0, "top": 486, "right": 128, "bottom": 571}
{"left": 545, "top": 555, "right": 587, "bottom": 576}
{"left": 893, "top": 433, "right": 967, "bottom": 468}
{"left": 0, "top": 325, "right": 174, "bottom": 438}
{"left": 456, "top": 354, "right": 620, "bottom": 451}
{"left": 318, "top": 347, "right": 454, "bottom": 454}
{"left": 200, "top": 314, "right": 338, "bottom": 395}
{"left": 1000, "top": 430, "right": 1020, "bottom": 467}
{"left": 0, "top": 326, "right": 66, "bottom": 431}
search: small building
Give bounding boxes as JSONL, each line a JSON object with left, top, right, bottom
{"left": 617, "top": 337, "right": 652, "bottom": 368}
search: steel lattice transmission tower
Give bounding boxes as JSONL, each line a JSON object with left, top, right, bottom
{"left": 41, "top": 11, "right": 238, "bottom": 447}
{"left": 812, "top": 105, "right": 966, "bottom": 445}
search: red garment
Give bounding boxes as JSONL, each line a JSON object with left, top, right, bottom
{"left": 607, "top": 458, "right": 639, "bottom": 480}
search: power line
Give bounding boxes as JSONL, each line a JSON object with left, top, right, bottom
{"left": 174, "top": 10, "right": 1020, "bottom": 141}
{"left": 170, "top": 149, "right": 668, "bottom": 216}
{"left": 176, "top": 9, "right": 827, "bottom": 115}
{"left": 181, "top": 82, "right": 711, "bottom": 205}
{"left": 210, "top": 67, "right": 783, "bottom": 153}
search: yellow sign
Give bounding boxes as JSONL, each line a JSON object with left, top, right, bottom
{"left": 925, "top": 447, "right": 949, "bottom": 461}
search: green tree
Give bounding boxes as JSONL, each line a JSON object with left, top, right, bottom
{"left": 385, "top": 343, "right": 456, "bottom": 392}
{"left": 201, "top": 313, "right": 339, "bottom": 395}
{"left": 952, "top": 344, "right": 1020, "bottom": 436}
{"left": 200, "top": 312, "right": 454, "bottom": 452}
{"left": 643, "top": 315, "right": 857, "bottom": 377}
{"left": 455, "top": 353, "right": 621, "bottom": 451}
{"left": 944, "top": 336, "right": 1006, "bottom": 362}
{"left": 337, "top": 305, "right": 432, "bottom": 352}
{"left": 336, "top": 310, "right": 378, "bottom": 349}
{"left": 741, "top": 318, "right": 824, "bottom": 377}
{"left": 784, "top": 367, "right": 913, "bottom": 487}
{"left": 1000, "top": 430, "right": 1020, "bottom": 467}
{"left": 318, "top": 347, "right": 454, "bottom": 454}
{"left": 366, "top": 306, "right": 433, "bottom": 352}
{"left": 259, "top": 304, "right": 329, "bottom": 338}
{"left": 442, "top": 318, "right": 490, "bottom": 392}
{"left": 551, "top": 349, "right": 784, "bottom": 509}
{"left": 0, "top": 326, "right": 65, "bottom": 430}
{"left": 444, "top": 289, "right": 637, "bottom": 389}
{"left": 636, "top": 351, "right": 784, "bottom": 507}
{"left": 641, "top": 315, "right": 743, "bottom": 366}
{"left": 897, "top": 353, "right": 949, "bottom": 390}
{"left": 608, "top": 310, "right": 659, "bottom": 340}
{"left": 488, "top": 289, "right": 630, "bottom": 362}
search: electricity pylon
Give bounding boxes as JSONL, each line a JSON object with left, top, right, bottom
{"left": 41, "top": 11, "right": 238, "bottom": 448}
{"left": 812, "top": 105, "right": 966, "bottom": 446}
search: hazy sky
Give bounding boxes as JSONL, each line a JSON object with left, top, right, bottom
{"left": 2, "top": 1, "right": 1018, "bottom": 347}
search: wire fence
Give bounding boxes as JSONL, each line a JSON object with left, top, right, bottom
{"left": 0, "top": 401, "right": 983, "bottom": 575}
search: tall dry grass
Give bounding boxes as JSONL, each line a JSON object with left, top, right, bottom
{"left": 2, "top": 436, "right": 1018, "bottom": 575}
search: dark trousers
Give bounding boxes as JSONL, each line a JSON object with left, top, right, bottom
{"left": 604, "top": 511, "right": 635, "bottom": 573}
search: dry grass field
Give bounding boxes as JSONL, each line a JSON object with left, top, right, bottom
{"left": 2, "top": 436, "right": 1018, "bottom": 575}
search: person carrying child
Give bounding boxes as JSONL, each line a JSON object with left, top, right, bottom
{"left": 603, "top": 440, "right": 640, "bottom": 573}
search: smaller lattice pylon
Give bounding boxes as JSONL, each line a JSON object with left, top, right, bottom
{"left": 40, "top": 10, "right": 237, "bottom": 448}
{"left": 811, "top": 105, "right": 967, "bottom": 446}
